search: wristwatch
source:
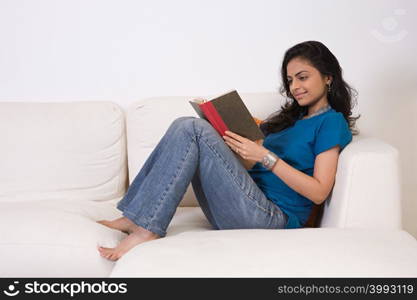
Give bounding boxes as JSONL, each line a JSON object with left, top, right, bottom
{"left": 261, "top": 151, "right": 279, "bottom": 170}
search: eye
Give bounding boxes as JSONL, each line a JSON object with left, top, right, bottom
{"left": 299, "top": 76, "right": 308, "bottom": 80}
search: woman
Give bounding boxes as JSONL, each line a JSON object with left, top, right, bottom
{"left": 97, "top": 40, "right": 359, "bottom": 261}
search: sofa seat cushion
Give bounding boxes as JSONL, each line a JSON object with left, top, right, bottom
{"left": 111, "top": 207, "right": 417, "bottom": 277}
{"left": 0, "top": 199, "right": 126, "bottom": 277}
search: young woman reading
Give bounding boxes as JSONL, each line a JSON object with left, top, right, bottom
{"left": 97, "top": 40, "right": 359, "bottom": 261}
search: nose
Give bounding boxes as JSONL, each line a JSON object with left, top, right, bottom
{"left": 290, "top": 80, "right": 300, "bottom": 94}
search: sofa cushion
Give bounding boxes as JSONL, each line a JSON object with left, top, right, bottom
{"left": 0, "top": 199, "right": 126, "bottom": 277}
{"left": 0, "top": 102, "right": 128, "bottom": 203}
{"left": 110, "top": 208, "right": 417, "bottom": 277}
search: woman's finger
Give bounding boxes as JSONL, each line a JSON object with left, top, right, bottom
{"left": 225, "top": 131, "right": 247, "bottom": 143}
{"left": 223, "top": 135, "right": 241, "bottom": 147}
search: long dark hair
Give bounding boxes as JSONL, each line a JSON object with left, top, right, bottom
{"left": 260, "top": 41, "right": 360, "bottom": 136}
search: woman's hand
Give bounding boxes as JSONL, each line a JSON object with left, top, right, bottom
{"left": 223, "top": 131, "right": 269, "bottom": 162}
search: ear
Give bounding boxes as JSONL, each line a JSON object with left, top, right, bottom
{"left": 326, "top": 75, "right": 333, "bottom": 85}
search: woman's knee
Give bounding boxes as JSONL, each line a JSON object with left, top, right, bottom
{"left": 190, "top": 118, "right": 213, "bottom": 136}
{"left": 171, "top": 117, "right": 212, "bottom": 136}
{"left": 172, "top": 116, "right": 195, "bottom": 125}
{"left": 169, "top": 116, "right": 195, "bottom": 131}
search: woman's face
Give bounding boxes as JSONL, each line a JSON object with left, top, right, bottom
{"left": 286, "top": 57, "right": 331, "bottom": 107}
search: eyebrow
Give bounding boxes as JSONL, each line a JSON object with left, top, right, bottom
{"left": 287, "top": 70, "right": 309, "bottom": 78}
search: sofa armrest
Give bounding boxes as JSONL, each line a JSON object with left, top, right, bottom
{"left": 320, "top": 137, "right": 402, "bottom": 230}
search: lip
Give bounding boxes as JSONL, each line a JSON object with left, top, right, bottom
{"left": 294, "top": 92, "right": 307, "bottom": 98}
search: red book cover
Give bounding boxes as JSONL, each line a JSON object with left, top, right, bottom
{"left": 189, "top": 90, "right": 264, "bottom": 141}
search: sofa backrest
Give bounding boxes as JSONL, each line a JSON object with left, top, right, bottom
{"left": 0, "top": 101, "right": 128, "bottom": 203}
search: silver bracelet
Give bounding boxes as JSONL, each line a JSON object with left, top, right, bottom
{"left": 261, "top": 151, "right": 279, "bottom": 170}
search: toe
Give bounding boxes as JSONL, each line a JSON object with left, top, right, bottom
{"left": 104, "top": 251, "right": 112, "bottom": 259}
{"left": 98, "top": 247, "right": 109, "bottom": 256}
{"left": 97, "top": 246, "right": 120, "bottom": 261}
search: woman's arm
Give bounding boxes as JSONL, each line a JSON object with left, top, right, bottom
{"left": 271, "top": 146, "right": 340, "bottom": 204}
{"left": 222, "top": 131, "right": 340, "bottom": 204}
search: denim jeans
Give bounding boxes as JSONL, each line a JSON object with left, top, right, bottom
{"left": 117, "top": 116, "right": 288, "bottom": 237}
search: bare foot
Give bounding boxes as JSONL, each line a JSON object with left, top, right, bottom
{"left": 97, "top": 217, "right": 136, "bottom": 234}
{"left": 97, "top": 226, "right": 159, "bottom": 261}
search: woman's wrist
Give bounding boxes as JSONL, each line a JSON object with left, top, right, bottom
{"left": 260, "top": 151, "right": 279, "bottom": 170}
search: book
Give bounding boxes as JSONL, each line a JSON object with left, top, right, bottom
{"left": 189, "top": 90, "right": 265, "bottom": 141}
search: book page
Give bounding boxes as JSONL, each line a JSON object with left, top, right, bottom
{"left": 190, "top": 98, "right": 206, "bottom": 104}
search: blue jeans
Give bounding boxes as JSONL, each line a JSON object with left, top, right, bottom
{"left": 117, "top": 117, "right": 288, "bottom": 237}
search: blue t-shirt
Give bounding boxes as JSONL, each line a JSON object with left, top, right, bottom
{"left": 248, "top": 108, "right": 352, "bottom": 229}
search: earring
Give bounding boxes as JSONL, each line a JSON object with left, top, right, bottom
{"left": 327, "top": 83, "right": 331, "bottom": 93}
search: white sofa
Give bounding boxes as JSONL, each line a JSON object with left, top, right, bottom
{"left": 1, "top": 93, "right": 417, "bottom": 278}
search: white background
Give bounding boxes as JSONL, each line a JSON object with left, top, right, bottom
{"left": 0, "top": 0, "right": 416, "bottom": 238}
